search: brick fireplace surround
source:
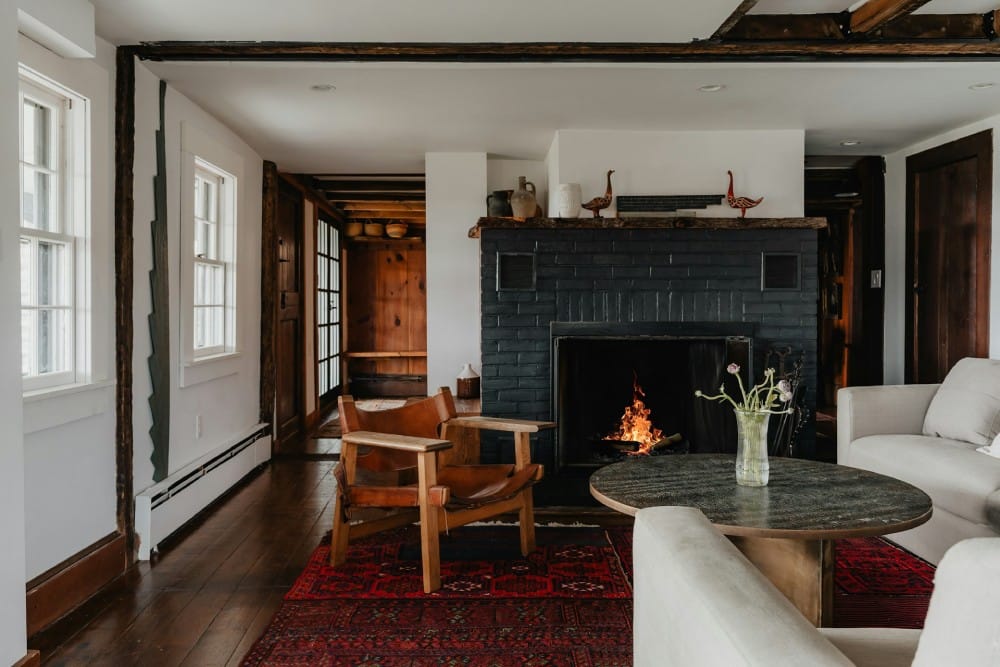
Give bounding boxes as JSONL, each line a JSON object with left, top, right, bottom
{"left": 472, "top": 218, "right": 822, "bottom": 503}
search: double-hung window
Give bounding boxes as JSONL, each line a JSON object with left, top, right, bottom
{"left": 192, "top": 162, "right": 228, "bottom": 356}
{"left": 18, "top": 72, "right": 85, "bottom": 391}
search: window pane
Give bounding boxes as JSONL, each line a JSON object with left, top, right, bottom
{"left": 37, "top": 240, "right": 67, "bottom": 306}
{"left": 20, "top": 239, "right": 32, "bottom": 305}
{"left": 21, "top": 167, "right": 54, "bottom": 231}
{"left": 22, "top": 100, "right": 50, "bottom": 167}
{"left": 194, "top": 262, "right": 225, "bottom": 307}
{"left": 37, "top": 308, "right": 69, "bottom": 375}
{"left": 21, "top": 309, "right": 33, "bottom": 376}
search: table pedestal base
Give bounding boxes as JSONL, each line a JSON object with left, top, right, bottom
{"left": 729, "top": 536, "right": 833, "bottom": 627}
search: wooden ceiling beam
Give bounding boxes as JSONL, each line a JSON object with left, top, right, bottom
{"left": 314, "top": 179, "right": 425, "bottom": 192}
{"left": 724, "top": 14, "right": 845, "bottom": 41}
{"left": 344, "top": 211, "right": 427, "bottom": 221}
{"left": 850, "top": 0, "right": 933, "bottom": 35}
{"left": 877, "top": 13, "right": 997, "bottom": 39}
{"left": 341, "top": 202, "right": 425, "bottom": 212}
{"left": 131, "top": 39, "right": 1000, "bottom": 62}
{"left": 325, "top": 192, "right": 425, "bottom": 202}
{"left": 712, "top": 0, "right": 759, "bottom": 40}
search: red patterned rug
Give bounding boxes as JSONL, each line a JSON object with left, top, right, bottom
{"left": 241, "top": 526, "right": 933, "bottom": 666}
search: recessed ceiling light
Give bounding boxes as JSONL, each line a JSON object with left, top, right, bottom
{"left": 969, "top": 82, "right": 996, "bottom": 91}
{"left": 698, "top": 84, "right": 725, "bottom": 93}
{"left": 310, "top": 83, "right": 337, "bottom": 92}
{"left": 840, "top": 139, "right": 862, "bottom": 147}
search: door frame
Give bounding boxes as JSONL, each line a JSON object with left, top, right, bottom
{"left": 904, "top": 129, "right": 993, "bottom": 383}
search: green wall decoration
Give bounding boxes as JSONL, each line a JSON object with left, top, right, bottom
{"left": 148, "top": 80, "right": 170, "bottom": 482}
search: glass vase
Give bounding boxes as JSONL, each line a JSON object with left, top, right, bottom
{"left": 734, "top": 409, "right": 770, "bottom": 487}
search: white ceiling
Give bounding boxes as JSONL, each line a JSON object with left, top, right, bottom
{"left": 144, "top": 60, "right": 1000, "bottom": 173}
{"left": 91, "top": 0, "right": 738, "bottom": 45}
{"left": 97, "top": 2, "right": 1000, "bottom": 174}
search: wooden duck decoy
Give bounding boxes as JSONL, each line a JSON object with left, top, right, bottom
{"left": 582, "top": 170, "right": 615, "bottom": 218}
{"left": 727, "top": 170, "right": 764, "bottom": 219}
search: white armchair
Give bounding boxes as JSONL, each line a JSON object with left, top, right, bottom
{"left": 633, "top": 506, "right": 1000, "bottom": 666}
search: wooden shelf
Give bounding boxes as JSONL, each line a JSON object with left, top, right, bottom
{"left": 469, "top": 216, "right": 827, "bottom": 238}
{"left": 345, "top": 236, "right": 425, "bottom": 244}
{"left": 346, "top": 351, "right": 428, "bottom": 359}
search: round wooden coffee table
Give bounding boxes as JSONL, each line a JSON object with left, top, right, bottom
{"left": 590, "top": 454, "right": 932, "bottom": 626}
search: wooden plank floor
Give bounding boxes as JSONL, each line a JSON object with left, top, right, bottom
{"left": 33, "top": 459, "right": 338, "bottom": 667}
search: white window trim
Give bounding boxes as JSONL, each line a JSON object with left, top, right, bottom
{"left": 179, "top": 122, "right": 244, "bottom": 388}
{"left": 18, "top": 65, "right": 93, "bottom": 396}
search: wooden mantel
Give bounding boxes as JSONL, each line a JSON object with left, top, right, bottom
{"left": 468, "top": 216, "right": 827, "bottom": 238}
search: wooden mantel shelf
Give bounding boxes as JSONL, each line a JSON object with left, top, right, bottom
{"left": 468, "top": 216, "right": 827, "bottom": 238}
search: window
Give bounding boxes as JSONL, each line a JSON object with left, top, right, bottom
{"left": 192, "top": 162, "right": 228, "bottom": 356}
{"left": 18, "top": 71, "right": 87, "bottom": 392}
{"left": 317, "top": 216, "right": 341, "bottom": 399}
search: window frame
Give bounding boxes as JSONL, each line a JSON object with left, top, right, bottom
{"left": 179, "top": 122, "right": 243, "bottom": 386}
{"left": 18, "top": 68, "right": 90, "bottom": 394}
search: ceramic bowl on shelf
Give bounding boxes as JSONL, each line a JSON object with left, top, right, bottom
{"left": 385, "top": 222, "right": 408, "bottom": 238}
{"left": 344, "top": 221, "right": 363, "bottom": 237}
{"left": 364, "top": 222, "right": 384, "bottom": 237}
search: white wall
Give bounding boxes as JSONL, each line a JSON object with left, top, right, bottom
{"left": 17, "top": 0, "right": 95, "bottom": 58}
{"left": 883, "top": 115, "right": 1000, "bottom": 383}
{"left": 549, "top": 129, "right": 805, "bottom": 218}
{"left": 1, "top": 0, "right": 29, "bottom": 659}
{"left": 425, "top": 152, "right": 487, "bottom": 392}
{"left": 133, "top": 62, "right": 264, "bottom": 491}
{"left": 17, "top": 34, "right": 118, "bottom": 580}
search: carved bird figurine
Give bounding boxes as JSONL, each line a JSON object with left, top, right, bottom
{"left": 582, "top": 170, "right": 615, "bottom": 218}
{"left": 727, "top": 170, "right": 764, "bottom": 219}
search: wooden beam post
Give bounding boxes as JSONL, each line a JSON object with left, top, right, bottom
{"left": 850, "top": 0, "right": 933, "bottom": 34}
{"left": 259, "top": 161, "right": 279, "bottom": 428}
{"left": 712, "top": 0, "right": 760, "bottom": 40}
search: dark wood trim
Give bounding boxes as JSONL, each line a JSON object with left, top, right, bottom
{"left": 260, "top": 161, "right": 279, "bottom": 430}
{"left": 128, "top": 39, "right": 1000, "bottom": 62}
{"left": 851, "top": 0, "right": 933, "bottom": 34}
{"left": 312, "top": 179, "right": 425, "bottom": 192}
{"left": 114, "top": 46, "right": 137, "bottom": 560}
{"left": 470, "top": 216, "right": 827, "bottom": 238}
{"left": 856, "top": 156, "right": 887, "bottom": 386}
{"left": 905, "top": 130, "right": 993, "bottom": 382}
{"left": 278, "top": 172, "right": 346, "bottom": 223}
{"left": 877, "top": 13, "right": 996, "bottom": 40}
{"left": 728, "top": 12, "right": 998, "bottom": 41}
{"left": 712, "top": 0, "right": 760, "bottom": 40}
{"left": 26, "top": 533, "right": 127, "bottom": 638}
{"left": 13, "top": 651, "right": 40, "bottom": 667}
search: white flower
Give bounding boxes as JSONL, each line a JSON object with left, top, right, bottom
{"left": 780, "top": 391, "right": 793, "bottom": 403}
{"left": 694, "top": 390, "right": 703, "bottom": 397}
{"left": 726, "top": 363, "right": 740, "bottom": 375}
{"left": 777, "top": 380, "right": 791, "bottom": 394}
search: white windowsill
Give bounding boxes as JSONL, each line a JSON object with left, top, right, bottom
{"left": 23, "top": 379, "right": 116, "bottom": 434}
{"left": 180, "top": 351, "right": 242, "bottom": 388}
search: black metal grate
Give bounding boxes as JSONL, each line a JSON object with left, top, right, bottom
{"left": 497, "top": 253, "right": 536, "bottom": 290}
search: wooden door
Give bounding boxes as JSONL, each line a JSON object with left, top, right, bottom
{"left": 276, "top": 183, "right": 305, "bottom": 444}
{"left": 906, "top": 130, "right": 992, "bottom": 383}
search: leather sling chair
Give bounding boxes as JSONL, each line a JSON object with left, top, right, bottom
{"left": 332, "top": 387, "right": 556, "bottom": 593}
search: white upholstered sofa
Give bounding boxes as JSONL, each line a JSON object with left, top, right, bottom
{"left": 633, "top": 506, "right": 1000, "bottom": 666}
{"left": 837, "top": 358, "right": 1000, "bottom": 564}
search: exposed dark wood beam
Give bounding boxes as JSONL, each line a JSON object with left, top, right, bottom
{"left": 314, "top": 179, "right": 425, "bottom": 192}
{"left": 323, "top": 192, "right": 426, "bottom": 202}
{"left": 712, "top": 0, "right": 759, "bottom": 40}
{"left": 877, "top": 13, "right": 996, "bottom": 39}
{"left": 278, "top": 172, "right": 347, "bottom": 221}
{"left": 725, "top": 14, "right": 845, "bottom": 41}
{"left": 341, "top": 201, "right": 425, "bottom": 212}
{"left": 990, "top": 10, "right": 1000, "bottom": 39}
{"left": 131, "top": 39, "right": 1000, "bottom": 62}
{"left": 850, "top": 0, "right": 933, "bottom": 35}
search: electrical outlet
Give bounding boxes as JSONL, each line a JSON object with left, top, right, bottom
{"left": 195, "top": 415, "right": 202, "bottom": 439}
{"left": 870, "top": 270, "right": 883, "bottom": 289}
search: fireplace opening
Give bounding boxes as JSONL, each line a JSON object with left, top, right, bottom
{"left": 553, "top": 323, "right": 753, "bottom": 471}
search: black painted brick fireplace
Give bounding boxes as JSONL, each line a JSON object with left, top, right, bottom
{"left": 477, "top": 227, "right": 819, "bottom": 503}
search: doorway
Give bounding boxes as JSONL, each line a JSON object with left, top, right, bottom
{"left": 906, "top": 130, "right": 992, "bottom": 383}
{"left": 317, "top": 214, "right": 342, "bottom": 409}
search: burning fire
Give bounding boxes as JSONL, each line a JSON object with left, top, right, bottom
{"left": 605, "top": 375, "right": 664, "bottom": 455}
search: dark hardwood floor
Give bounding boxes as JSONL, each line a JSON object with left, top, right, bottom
{"left": 33, "top": 459, "right": 338, "bottom": 666}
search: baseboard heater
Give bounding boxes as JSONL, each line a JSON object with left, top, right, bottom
{"left": 135, "top": 423, "right": 272, "bottom": 560}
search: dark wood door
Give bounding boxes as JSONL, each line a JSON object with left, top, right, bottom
{"left": 906, "top": 130, "right": 992, "bottom": 383}
{"left": 276, "top": 183, "right": 304, "bottom": 444}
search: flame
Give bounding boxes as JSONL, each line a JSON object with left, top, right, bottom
{"left": 606, "top": 374, "right": 664, "bottom": 455}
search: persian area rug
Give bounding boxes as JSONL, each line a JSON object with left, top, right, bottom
{"left": 833, "top": 536, "right": 936, "bottom": 629}
{"left": 242, "top": 526, "right": 634, "bottom": 666}
{"left": 242, "top": 527, "right": 933, "bottom": 666}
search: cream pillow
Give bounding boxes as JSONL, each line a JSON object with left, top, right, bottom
{"left": 922, "top": 358, "right": 1000, "bottom": 446}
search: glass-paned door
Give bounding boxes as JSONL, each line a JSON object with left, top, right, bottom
{"left": 317, "top": 215, "right": 341, "bottom": 402}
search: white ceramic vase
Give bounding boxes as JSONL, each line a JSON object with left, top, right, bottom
{"left": 555, "top": 183, "right": 582, "bottom": 218}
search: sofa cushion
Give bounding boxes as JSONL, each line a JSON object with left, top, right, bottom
{"left": 848, "top": 434, "right": 1000, "bottom": 526}
{"left": 922, "top": 357, "right": 1000, "bottom": 446}
{"left": 987, "top": 491, "right": 1000, "bottom": 531}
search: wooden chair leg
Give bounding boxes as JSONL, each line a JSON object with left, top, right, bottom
{"left": 417, "top": 451, "right": 442, "bottom": 593}
{"left": 330, "top": 494, "right": 351, "bottom": 567}
{"left": 518, "top": 488, "right": 536, "bottom": 556}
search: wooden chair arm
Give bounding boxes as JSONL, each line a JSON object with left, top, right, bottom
{"left": 342, "top": 431, "right": 452, "bottom": 453}
{"left": 446, "top": 416, "right": 556, "bottom": 433}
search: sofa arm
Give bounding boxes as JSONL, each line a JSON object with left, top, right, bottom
{"left": 837, "top": 384, "right": 940, "bottom": 465}
{"left": 633, "top": 507, "right": 851, "bottom": 667}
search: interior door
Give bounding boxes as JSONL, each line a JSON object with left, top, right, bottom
{"left": 317, "top": 215, "right": 342, "bottom": 406}
{"left": 276, "top": 183, "right": 304, "bottom": 444}
{"left": 906, "top": 130, "right": 992, "bottom": 383}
